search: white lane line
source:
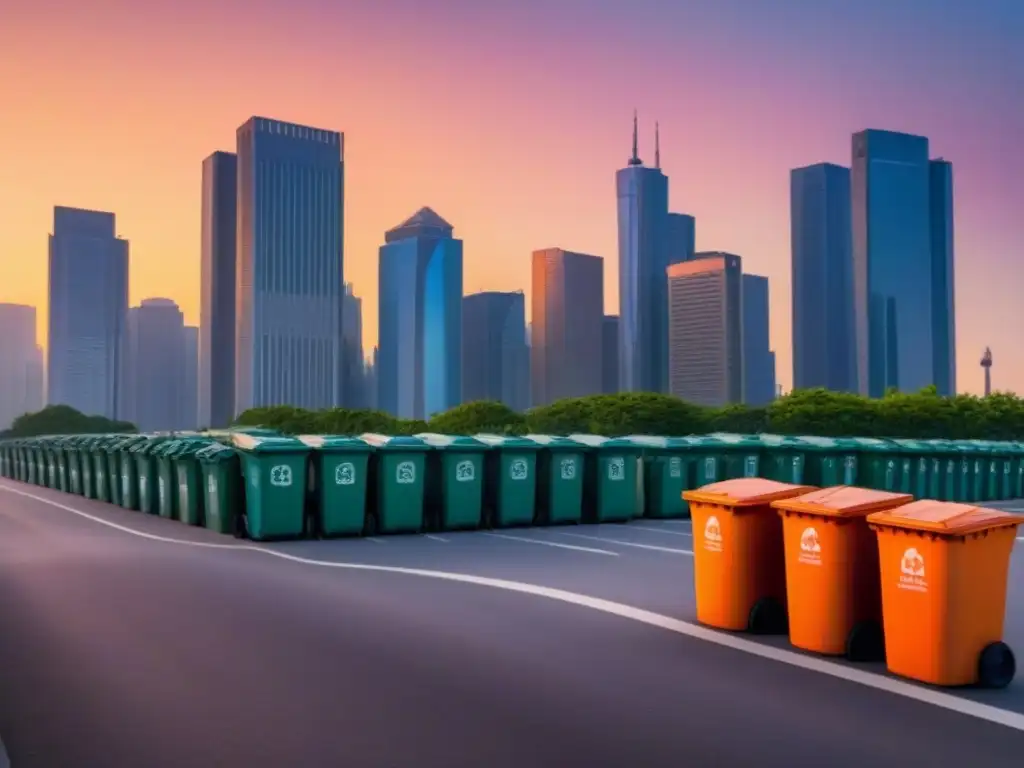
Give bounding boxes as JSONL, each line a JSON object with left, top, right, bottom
{"left": 556, "top": 530, "right": 694, "bottom": 555}
{"left": 423, "top": 534, "right": 450, "bottom": 543}
{"left": 659, "top": 519, "right": 692, "bottom": 526}
{"left": 3, "top": 481, "right": 1024, "bottom": 734}
{"left": 482, "top": 531, "right": 618, "bottom": 556}
{"left": 627, "top": 524, "right": 693, "bottom": 538}
{"left": 365, "top": 537, "right": 386, "bottom": 544}
{"left": 0, "top": 733, "right": 8, "bottom": 768}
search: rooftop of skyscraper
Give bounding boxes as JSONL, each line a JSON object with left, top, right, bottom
{"left": 385, "top": 207, "right": 454, "bottom": 242}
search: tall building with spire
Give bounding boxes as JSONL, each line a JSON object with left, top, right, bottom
{"left": 616, "top": 112, "right": 670, "bottom": 393}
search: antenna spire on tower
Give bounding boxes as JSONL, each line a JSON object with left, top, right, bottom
{"left": 655, "top": 121, "right": 661, "bottom": 169}
{"left": 628, "top": 110, "right": 642, "bottom": 166}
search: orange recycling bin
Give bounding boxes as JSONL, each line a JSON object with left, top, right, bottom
{"left": 772, "top": 486, "right": 914, "bottom": 661}
{"left": 683, "top": 478, "right": 815, "bottom": 634}
{"left": 867, "top": 500, "right": 1024, "bottom": 688}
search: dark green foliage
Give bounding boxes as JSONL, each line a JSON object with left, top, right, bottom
{"left": 231, "top": 387, "right": 1024, "bottom": 440}
{"left": 4, "top": 405, "right": 136, "bottom": 438}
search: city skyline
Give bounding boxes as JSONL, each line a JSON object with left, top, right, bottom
{"left": 2, "top": 1, "right": 1021, "bottom": 395}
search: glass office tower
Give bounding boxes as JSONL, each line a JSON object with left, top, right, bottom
{"left": 929, "top": 159, "right": 956, "bottom": 396}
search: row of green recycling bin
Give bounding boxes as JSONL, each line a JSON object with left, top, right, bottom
{"left": 3, "top": 431, "right": 1024, "bottom": 542}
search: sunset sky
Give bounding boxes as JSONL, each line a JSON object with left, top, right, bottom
{"left": 1, "top": 0, "right": 1022, "bottom": 395}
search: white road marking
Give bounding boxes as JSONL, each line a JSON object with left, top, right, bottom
{"left": 556, "top": 530, "right": 694, "bottom": 555}
{"left": 482, "top": 531, "right": 618, "bottom": 556}
{"left": 365, "top": 537, "right": 386, "bottom": 544}
{"left": 4, "top": 481, "right": 1024, "bottom": 734}
{"left": 627, "top": 524, "right": 693, "bottom": 538}
{"left": 0, "top": 733, "right": 8, "bottom": 768}
{"left": 423, "top": 534, "right": 450, "bottom": 543}
{"left": 659, "top": 519, "right": 692, "bottom": 526}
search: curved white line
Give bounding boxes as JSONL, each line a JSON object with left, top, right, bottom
{"left": 3, "top": 480, "right": 1024, "bottom": 733}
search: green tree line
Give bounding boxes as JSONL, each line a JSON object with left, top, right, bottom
{"left": 230, "top": 387, "right": 1024, "bottom": 441}
{"left": 0, "top": 405, "right": 136, "bottom": 439}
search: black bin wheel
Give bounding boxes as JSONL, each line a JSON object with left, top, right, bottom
{"left": 978, "top": 642, "right": 1016, "bottom": 689}
{"left": 748, "top": 597, "right": 788, "bottom": 636}
{"left": 845, "top": 620, "right": 885, "bottom": 663}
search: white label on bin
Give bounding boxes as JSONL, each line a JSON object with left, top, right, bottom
{"left": 179, "top": 481, "right": 189, "bottom": 514}
{"left": 455, "top": 460, "right": 475, "bottom": 482}
{"left": 396, "top": 461, "right": 416, "bottom": 484}
{"left": 607, "top": 457, "right": 625, "bottom": 481}
{"left": 139, "top": 476, "right": 146, "bottom": 496}
{"left": 668, "top": 457, "right": 682, "bottom": 479}
{"left": 898, "top": 547, "right": 927, "bottom": 593}
{"left": 703, "top": 515, "right": 723, "bottom": 553}
{"left": 1005, "top": 464, "right": 1011, "bottom": 475}
{"left": 704, "top": 457, "right": 716, "bottom": 479}
{"left": 744, "top": 456, "right": 758, "bottom": 477}
{"left": 270, "top": 465, "right": 292, "bottom": 487}
{"left": 158, "top": 477, "right": 166, "bottom": 504}
{"left": 509, "top": 458, "right": 529, "bottom": 481}
{"left": 123, "top": 474, "right": 130, "bottom": 495}
{"left": 844, "top": 456, "right": 857, "bottom": 483}
{"left": 798, "top": 527, "right": 822, "bottom": 566}
{"left": 559, "top": 458, "right": 576, "bottom": 481}
{"left": 335, "top": 462, "right": 356, "bottom": 485}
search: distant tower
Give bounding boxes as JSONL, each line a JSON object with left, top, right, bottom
{"left": 981, "top": 347, "right": 992, "bottom": 397}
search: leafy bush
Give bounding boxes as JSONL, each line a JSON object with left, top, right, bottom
{"left": 231, "top": 387, "right": 1024, "bottom": 440}
{"left": 4, "top": 405, "right": 136, "bottom": 438}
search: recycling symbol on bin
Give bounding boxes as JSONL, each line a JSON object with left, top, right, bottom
{"left": 560, "top": 458, "right": 576, "bottom": 481}
{"left": 335, "top": 462, "right": 356, "bottom": 486}
{"left": 509, "top": 458, "right": 529, "bottom": 481}
{"left": 396, "top": 461, "right": 416, "bottom": 484}
{"left": 270, "top": 465, "right": 293, "bottom": 487}
{"left": 455, "top": 460, "right": 475, "bottom": 482}
{"left": 607, "top": 457, "right": 625, "bottom": 481}
{"left": 668, "top": 457, "right": 682, "bottom": 479}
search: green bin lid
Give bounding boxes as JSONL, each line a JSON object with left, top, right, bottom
{"left": 565, "top": 433, "right": 642, "bottom": 450}
{"left": 297, "top": 434, "right": 373, "bottom": 452}
{"left": 618, "top": 435, "right": 686, "bottom": 450}
{"left": 195, "top": 443, "right": 238, "bottom": 463}
{"left": 231, "top": 433, "right": 308, "bottom": 453}
{"left": 888, "top": 438, "right": 934, "bottom": 452}
{"left": 473, "top": 433, "right": 542, "bottom": 450}
{"left": 842, "top": 437, "right": 897, "bottom": 452}
{"left": 414, "top": 433, "right": 487, "bottom": 449}
{"left": 755, "top": 433, "right": 807, "bottom": 449}
{"left": 707, "top": 432, "right": 763, "bottom": 449}
{"left": 358, "top": 433, "right": 430, "bottom": 451}
{"left": 524, "top": 434, "right": 583, "bottom": 450}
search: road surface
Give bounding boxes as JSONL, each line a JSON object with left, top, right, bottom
{"left": 1, "top": 478, "right": 1024, "bottom": 766}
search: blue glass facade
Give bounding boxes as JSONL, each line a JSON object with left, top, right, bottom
{"left": 929, "top": 160, "right": 956, "bottom": 396}
{"left": 378, "top": 208, "right": 463, "bottom": 419}
{"left": 617, "top": 165, "right": 669, "bottom": 393}
{"left": 235, "top": 117, "right": 344, "bottom": 413}
{"left": 741, "top": 274, "right": 776, "bottom": 406}
{"left": 790, "top": 163, "right": 856, "bottom": 392}
{"left": 462, "top": 291, "right": 529, "bottom": 411}
{"left": 852, "top": 130, "right": 934, "bottom": 397}
{"left": 667, "top": 212, "right": 695, "bottom": 264}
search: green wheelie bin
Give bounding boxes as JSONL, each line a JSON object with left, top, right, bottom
{"left": 53, "top": 438, "right": 70, "bottom": 492}
{"left": 90, "top": 437, "right": 114, "bottom": 502}
{"left": 707, "top": 432, "right": 763, "bottom": 479}
{"left": 197, "top": 443, "right": 243, "bottom": 535}
{"left": 359, "top": 434, "right": 431, "bottom": 535}
{"left": 524, "top": 434, "right": 586, "bottom": 525}
{"left": 974, "top": 440, "right": 1014, "bottom": 501}
{"left": 756, "top": 434, "right": 808, "bottom": 484}
{"left": 416, "top": 433, "right": 488, "bottom": 532}
{"left": 1010, "top": 442, "right": 1024, "bottom": 499}
{"left": 232, "top": 433, "right": 310, "bottom": 541}
{"left": 114, "top": 436, "right": 146, "bottom": 509}
{"left": 796, "top": 435, "right": 860, "bottom": 486}
{"left": 297, "top": 434, "right": 374, "bottom": 537}
{"left": 888, "top": 438, "right": 934, "bottom": 498}
{"left": 43, "top": 439, "right": 58, "bottom": 489}
{"left": 623, "top": 435, "right": 693, "bottom": 519}
{"left": 153, "top": 440, "right": 182, "bottom": 519}
{"left": 65, "top": 436, "right": 84, "bottom": 495}
{"left": 568, "top": 433, "right": 645, "bottom": 523}
{"left": 921, "top": 439, "right": 964, "bottom": 501}
{"left": 170, "top": 439, "right": 211, "bottom": 526}
{"left": 952, "top": 440, "right": 988, "bottom": 502}
{"left": 474, "top": 433, "right": 542, "bottom": 528}
{"left": 843, "top": 437, "right": 899, "bottom": 491}
{"left": 131, "top": 437, "right": 170, "bottom": 513}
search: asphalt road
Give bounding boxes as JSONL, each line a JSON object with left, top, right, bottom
{"left": 2, "top": 479, "right": 1024, "bottom": 767}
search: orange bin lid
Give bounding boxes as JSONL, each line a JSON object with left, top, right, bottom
{"left": 772, "top": 486, "right": 914, "bottom": 519}
{"left": 867, "top": 499, "right": 1024, "bottom": 536}
{"left": 682, "top": 477, "right": 816, "bottom": 507}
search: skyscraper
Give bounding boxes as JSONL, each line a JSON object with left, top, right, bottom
{"left": 124, "top": 298, "right": 187, "bottom": 432}
{"left": 617, "top": 114, "right": 670, "bottom": 393}
{"left": 852, "top": 129, "right": 935, "bottom": 397}
{"left": 235, "top": 117, "right": 344, "bottom": 414}
{"left": 342, "top": 283, "right": 366, "bottom": 408}
{"left": 183, "top": 325, "right": 199, "bottom": 430}
{"left": 377, "top": 207, "right": 463, "bottom": 419}
{"left": 602, "top": 315, "right": 619, "bottom": 394}
{"left": 530, "top": 248, "right": 604, "bottom": 406}
{"left": 930, "top": 159, "right": 956, "bottom": 396}
{"left": 666, "top": 212, "right": 696, "bottom": 264}
{"left": 791, "top": 163, "right": 856, "bottom": 391}
{"left": 199, "top": 150, "right": 237, "bottom": 428}
{"left": 741, "top": 274, "right": 776, "bottom": 406}
{"left": 47, "top": 206, "right": 129, "bottom": 419}
{"left": 0, "top": 303, "right": 43, "bottom": 429}
{"left": 667, "top": 253, "right": 743, "bottom": 407}
{"left": 462, "top": 291, "right": 529, "bottom": 411}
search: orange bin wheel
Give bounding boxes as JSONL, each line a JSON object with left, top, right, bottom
{"left": 682, "top": 478, "right": 815, "bottom": 634}
{"left": 771, "top": 486, "right": 914, "bottom": 660}
{"left": 867, "top": 500, "right": 1024, "bottom": 688}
